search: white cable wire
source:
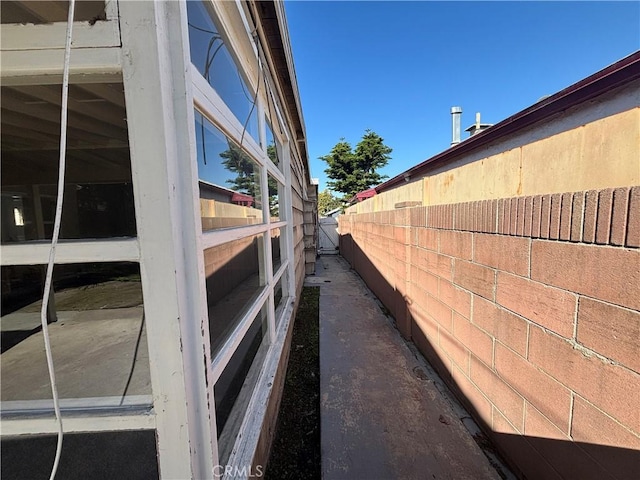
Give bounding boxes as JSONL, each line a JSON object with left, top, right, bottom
{"left": 40, "top": 1, "right": 76, "bottom": 478}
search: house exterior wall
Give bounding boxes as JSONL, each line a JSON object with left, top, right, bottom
{"left": 339, "top": 80, "right": 640, "bottom": 479}
{"left": 0, "top": 1, "right": 314, "bottom": 478}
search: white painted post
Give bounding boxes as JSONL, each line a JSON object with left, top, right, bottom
{"left": 118, "top": 1, "right": 215, "bottom": 478}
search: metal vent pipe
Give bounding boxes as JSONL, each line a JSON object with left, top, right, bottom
{"left": 451, "top": 106, "right": 462, "bottom": 145}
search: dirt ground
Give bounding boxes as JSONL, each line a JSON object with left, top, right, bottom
{"left": 265, "top": 286, "right": 320, "bottom": 479}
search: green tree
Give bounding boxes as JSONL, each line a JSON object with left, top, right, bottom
{"left": 221, "top": 142, "right": 281, "bottom": 217}
{"left": 318, "top": 189, "right": 342, "bottom": 216}
{"left": 268, "top": 176, "right": 279, "bottom": 219}
{"left": 320, "top": 130, "right": 391, "bottom": 199}
{"left": 220, "top": 142, "right": 259, "bottom": 198}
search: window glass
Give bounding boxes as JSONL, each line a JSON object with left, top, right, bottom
{"left": 268, "top": 175, "right": 282, "bottom": 223}
{"left": 274, "top": 273, "right": 287, "bottom": 329}
{"left": 196, "top": 111, "right": 264, "bottom": 231}
{"left": 1, "top": 83, "right": 135, "bottom": 244}
{"left": 1, "top": 263, "right": 150, "bottom": 407}
{"left": 1, "top": 430, "right": 158, "bottom": 480}
{"left": 214, "top": 304, "right": 269, "bottom": 464}
{"left": 274, "top": 277, "right": 283, "bottom": 310}
{"left": 204, "top": 234, "right": 267, "bottom": 357}
{"left": 265, "top": 120, "right": 279, "bottom": 167}
{"left": 270, "top": 227, "right": 284, "bottom": 274}
{"left": 187, "top": 0, "right": 258, "bottom": 141}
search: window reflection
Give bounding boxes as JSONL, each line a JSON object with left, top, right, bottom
{"left": 204, "top": 234, "right": 267, "bottom": 357}
{"left": 271, "top": 227, "right": 283, "bottom": 274}
{"left": 0, "top": 263, "right": 150, "bottom": 406}
{"left": 1, "top": 83, "right": 135, "bottom": 244}
{"left": 274, "top": 274, "right": 285, "bottom": 323}
{"left": 187, "top": 0, "right": 258, "bottom": 141}
{"left": 214, "top": 304, "right": 268, "bottom": 465}
{"left": 265, "top": 121, "right": 279, "bottom": 167}
{"left": 268, "top": 175, "right": 282, "bottom": 222}
{"left": 196, "top": 112, "right": 264, "bottom": 231}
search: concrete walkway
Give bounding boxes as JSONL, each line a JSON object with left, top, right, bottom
{"left": 307, "top": 255, "right": 504, "bottom": 480}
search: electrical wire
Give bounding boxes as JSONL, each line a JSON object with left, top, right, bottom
{"left": 195, "top": 21, "right": 222, "bottom": 166}
{"left": 40, "top": 0, "right": 75, "bottom": 478}
{"left": 239, "top": 30, "right": 262, "bottom": 151}
{"left": 204, "top": 39, "right": 224, "bottom": 81}
{"left": 188, "top": 22, "right": 219, "bottom": 35}
{"left": 250, "top": 20, "right": 285, "bottom": 142}
{"left": 258, "top": 43, "right": 284, "bottom": 139}
{"left": 202, "top": 37, "right": 223, "bottom": 166}
{"left": 238, "top": 70, "right": 256, "bottom": 105}
{"left": 251, "top": 23, "right": 298, "bottom": 181}
{"left": 259, "top": 47, "right": 280, "bottom": 166}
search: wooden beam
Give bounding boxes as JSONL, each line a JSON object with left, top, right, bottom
{"left": 119, "top": 1, "right": 217, "bottom": 476}
{"left": 0, "top": 410, "right": 155, "bottom": 436}
{"left": 1, "top": 238, "right": 140, "bottom": 266}
{"left": 1, "top": 18, "right": 119, "bottom": 51}
{"left": 1, "top": 92, "right": 128, "bottom": 141}
{"left": 75, "top": 83, "right": 126, "bottom": 108}
{"left": 1, "top": 125, "right": 60, "bottom": 148}
{"left": 14, "top": 1, "right": 69, "bottom": 23}
{"left": 1, "top": 108, "right": 120, "bottom": 147}
{"left": 0, "top": 47, "right": 121, "bottom": 79}
{"left": 8, "top": 84, "right": 127, "bottom": 128}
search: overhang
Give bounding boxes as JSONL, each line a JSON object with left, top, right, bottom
{"left": 252, "top": 0, "right": 309, "bottom": 181}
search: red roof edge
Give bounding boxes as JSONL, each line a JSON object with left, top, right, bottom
{"left": 356, "top": 188, "right": 377, "bottom": 201}
{"left": 231, "top": 192, "right": 254, "bottom": 205}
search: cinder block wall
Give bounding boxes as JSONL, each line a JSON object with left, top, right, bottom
{"left": 340, "top": 190, "right": 639, "bottom": 478}
{"left": 338, "top": 76, "right": 640, "bottom": 478}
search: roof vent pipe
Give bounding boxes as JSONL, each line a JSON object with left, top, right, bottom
{"left": 451, "top": 106, "right": 462, "bottom": 145}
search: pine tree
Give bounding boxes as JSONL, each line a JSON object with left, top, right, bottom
{"left": 320, "top": 130, "right": 391, "bottom": 200}
{"left": 220, "top": 143, "right": 259, "bottom": 198}
{"left": 354, "top": 129, "right": 392, "bottom": 187}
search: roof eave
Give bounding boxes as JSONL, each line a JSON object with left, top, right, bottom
{"left": 252, "top": 0, "right": 310, "bottom": 184}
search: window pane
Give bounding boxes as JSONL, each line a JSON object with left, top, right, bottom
{"left": 1, "top": 430, "right": 158, "bottom": 480}
{"left": 204, "top": 234, "right": 267, "bottom": 357}
{"left": 196, "top": 111, "right": 264, "bottom": 231}
{"left": 187, "top": 0, "right": 258, "bottom": 141}
{"left": 214, "top": 304, "right": 268, "bottom": 465}
{"left": 265, "top": 120, "right": 279, "bottom": 167}
{"left": 1, "top": 83, "right": 136, "bottom": 244}
{"left": 274, "top": 273, "right": 286, "bottom": 328}
{"left": 1, "top": 263, "right": 151, "bottom": 407}
{"left": 270, "top": 227, "right": 284, "bottom": 274}
{"left": 268, "top": 175, "right": 282, "bottom": 222}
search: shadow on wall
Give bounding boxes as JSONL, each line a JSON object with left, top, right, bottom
{"left": 339, "top": 233, "right": 640, "bottom": 480}
{"left": 490, "top": 433, "right": 639, "bottom": 480}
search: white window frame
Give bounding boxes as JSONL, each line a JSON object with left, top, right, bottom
{"left": 1, "top": 0, "right": 305, "bottom": 477}
{"left": 0, "top": 0, "right": 154, "bottom": 445}
{"left": 187, "top": 0, "right": 301, "bottom": 474}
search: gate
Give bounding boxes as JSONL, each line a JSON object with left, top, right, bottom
{"left": 319, "top": 217, "right": 339, "bottom": 254}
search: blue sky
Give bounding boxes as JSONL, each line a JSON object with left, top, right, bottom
{"left": 284, "top": 1, "right": 640, "bottom": 192}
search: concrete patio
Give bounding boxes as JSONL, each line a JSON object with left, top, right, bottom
{"left": 308, "top": 255, "right": 511, "bottom": 480}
